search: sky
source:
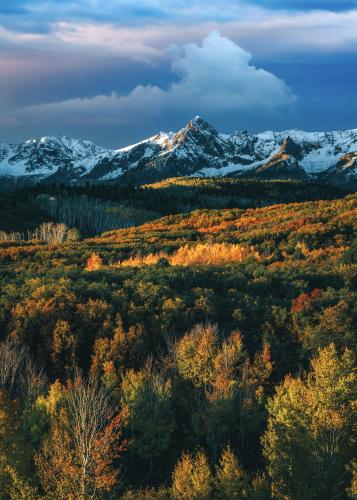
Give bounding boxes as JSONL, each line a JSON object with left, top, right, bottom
{"left": 0, "top": 0, "right": 356, "bottom": 147}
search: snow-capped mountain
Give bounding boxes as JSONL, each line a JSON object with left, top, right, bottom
{"left": 1, "top": 116, "right": 357, "bottom": 187}
{"left": 0, "top": 135, "right": 109, "bottom": 182}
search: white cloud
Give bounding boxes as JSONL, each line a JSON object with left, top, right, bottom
{"left": 1, "top": 8, "right": 357, "bottom": 62}
{"left": 225, "top": 10, "right": 357, "bottom": 55}
{"left": 0, "top": 31, "right": 296, "bottom": 131}
{"left": 53, "top": 22, "right": 164, "bottom": 63}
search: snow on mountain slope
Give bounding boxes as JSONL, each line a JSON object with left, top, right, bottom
{"left": 0, "top": 117, "right": 356, "bottom": 187}
{"left": 0, "top": 136, "right": 110, "bottom": 178}
{"left": 87, "top": 116, "right": 271, "bottom": 183}
{"left": 252, "top": 129, "right": 357, "bottom": 174}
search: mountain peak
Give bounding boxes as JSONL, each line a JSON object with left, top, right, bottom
{"left": 1, "top": 121, "right": 357, "bottom": 187}
{"left": 187, "top": 115, "right": 215, "bottom": 132}
{"left": 25, "top": 136, "right": 53, "bottom": 145}
{"left": 279, "top": 136, "right": 303, "bottom": 160}
{"left": 191, "top": 115, "right": 204, "bottom": 124}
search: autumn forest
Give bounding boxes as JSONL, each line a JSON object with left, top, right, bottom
{"left": 0, "top": 178, "right": 356, "bottom": 499}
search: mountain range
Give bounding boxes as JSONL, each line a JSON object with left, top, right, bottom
{"left": 1, "top": 116, "right": 356, "bottom": 188}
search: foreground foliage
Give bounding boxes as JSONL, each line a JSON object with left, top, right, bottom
{"left": 0, "top": 187, "right": 355, "bottom": 498}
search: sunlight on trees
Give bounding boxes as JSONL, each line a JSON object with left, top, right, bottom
{"left": 36, "top": 372, "right": 126, "bottom": 498}
{"left": 172, "top": 450, "right": 213, "bottom": 499}
{"left": 262, "top": 344, "right": 356, "bottom": 499}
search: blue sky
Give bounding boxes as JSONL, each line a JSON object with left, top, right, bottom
{"left": 0, "top": 0, "right": 356, "bottom": 147}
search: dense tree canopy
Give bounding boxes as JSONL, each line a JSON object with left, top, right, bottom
{"left": 0, "top": 181, "right": 355, "bottom": 498}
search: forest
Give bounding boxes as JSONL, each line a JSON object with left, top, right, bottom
{"left": 0, "top": 178, "right": 355, "bottom": 499}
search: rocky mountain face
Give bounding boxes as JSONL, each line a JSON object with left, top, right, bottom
{"left": 1, "top": 116, "right": 356, "bottom": 188}
{"left": 0, "top": 136, "right": 108, "bottom": 184}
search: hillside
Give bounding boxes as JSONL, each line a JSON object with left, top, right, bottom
{"left": 0, "top": 178, "right": 348, "bottom": 236}
{"left": 92, "top": 192, "right": 357, "bottom": 266}
{"left": 1, "top": 191, "right": 355, "bottom": 274}
{"left": 0, "top": 192, "right": 355, "bottom": 497}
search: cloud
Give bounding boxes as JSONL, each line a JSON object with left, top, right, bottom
{"left": 53, "top": 22, "right": 164, "bottom": 62}
{"left": 226, "top": 10, "right": 357, "bottom": 55}
{"left": 1, "top": 8, "right": 357, "bottom": 64}
{"left": 0, "top": 31, "right": 296, "bottom": 134}
{"left": 0, "top": 0, "right": 192, "bottom": 33}
{"left": 2, "top": 0, "right": 356, "bottom": 38}
{"left": 247, "top": 0, "right": 357, "bottom": 11}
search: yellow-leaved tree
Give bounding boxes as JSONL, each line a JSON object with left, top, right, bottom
{"left": 215, "top": 446, "right": 249, "bottom": 498}
{"left": 172, "top": 450, "right": 213, "bottom": 499}
{"left": 262, "top": 344, "right": 356, "bottom": 499}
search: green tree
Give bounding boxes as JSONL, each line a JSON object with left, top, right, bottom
{"left": 51, "top": 319, "right": 77, "bottom": 379}
{"left": 262, "top": 344, "right": 356, "bottom": 499}
{"left": 0, "top": 390, "right": 38, "bottom": 498}
{"left": 121, "top": 367, "right": 175, "bottom": 474}
{"left": 175, "top": 323, "right": 219, "bottom": 389}
{"left": 91, "top": 316, "right": 146, "bottom": 382}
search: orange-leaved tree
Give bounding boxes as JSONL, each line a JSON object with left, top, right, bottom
{"left": 85, "top": 253, "right": 103, "bottom": 271}
{"left": 36, "top": 371, "right": 126, "bottom": 499}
